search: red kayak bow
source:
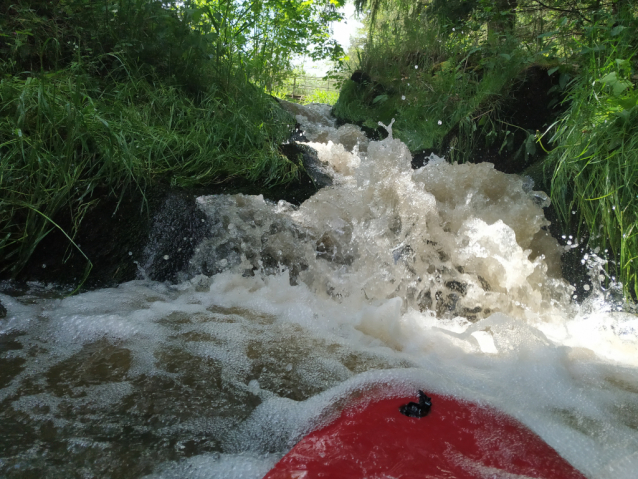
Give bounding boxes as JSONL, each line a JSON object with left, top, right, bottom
{"left": 265, "top": 392, "right": 586, "bottom": 479}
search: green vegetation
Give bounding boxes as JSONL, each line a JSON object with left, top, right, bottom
{"left": 303, "top": 89, "right": 340, "bottom": 105}
{"left": 337, "top": 0, "right": 638, "bottom": 298}
{"left": 334, "top": 1, "right": 543, "bottom": 160}
{"left": 3, "top": 0, "right": 637, "bottom": 299}
{"left": 0, "top": 0, "right": 345, "bottom": 279}
{"left": 274, "top": 73, "right": 341, "bottom": 104}
{"left": 547, "top": 13, "right": 638, "bottom": 296}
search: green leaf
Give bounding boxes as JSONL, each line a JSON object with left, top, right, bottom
{"left": 500, "top": 53, "right": 511, "bottom": 61}
{"left": 547, "top": 66, "right": 559, "bottom": 76}
{"left": 600, "top": 72, "right": 618, "bottom": 84}
{"left": 601, "top": 72, "right": 632, "bottom": 96}
{"left": 617, "top": 109, "right": 631, "bottom": 120}
{"left": 372, "top": 94, "right": 388, "bottom": 104}
{"left": 525, "top": 134, "right": 536, "bottom": 156}
{"left": 613, "top": 81, "right": 631, "bottom": 97}
{"left": 537, "top": 31, "right": 558, "bottom": 39}
{"left": 618, "top": 97, "right": 637, "bottom": 110}
{"left": 611, "top": 25, "right": 627, "bottom": 36}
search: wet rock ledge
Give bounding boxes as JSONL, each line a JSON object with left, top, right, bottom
{"left": 1, "top": 142, "right": 326, "bottom": 289}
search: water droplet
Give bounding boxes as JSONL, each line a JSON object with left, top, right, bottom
{"left": 248, "top": 379, "right": 260, "bottom": 392}
{"left": 163, "top": 255, "right": 169, "bottom": 260}
{"left": 583, "top": 284, "right": 590, "bottom": 291}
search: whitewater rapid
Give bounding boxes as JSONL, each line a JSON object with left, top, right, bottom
{"left": 1, "top": 103, "right": 637, "bottom": 478}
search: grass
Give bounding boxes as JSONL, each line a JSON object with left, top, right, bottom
{"left": 333, "top": 19, "right": 535, "bottom": 162}
{"left": 0, "top": 0, "right": 342, "bottom": 281}
{"left": 0, "top": 63, "right": 298, "bottom": 277}
{"left": 303, "top": 89, "right": 340, "bottom": 106}
{"left": 273, "top": 74, "right": 342, "bottom": 105}
{"left": 546, "top": 20, "right": 638, "bottom": 297}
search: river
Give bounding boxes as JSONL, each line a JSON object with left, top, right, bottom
{"left": 1, "top": 103, "right": 637, "bottom": 478}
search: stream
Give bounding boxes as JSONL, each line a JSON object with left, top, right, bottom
{"left": 1, "top": 103, "right": 638, "bottom": 478}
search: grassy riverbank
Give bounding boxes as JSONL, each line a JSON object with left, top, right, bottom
{"left": 337, "top": 1, "right": 638, "bottom": 298}
{"left": 0, "top": 0, "right": 344, "bottom": 281}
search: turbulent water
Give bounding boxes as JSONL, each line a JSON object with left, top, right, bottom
{"left": 1, "top": 103, "right": 638, "bottom": 478}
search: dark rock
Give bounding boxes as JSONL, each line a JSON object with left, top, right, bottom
{"left": 289, "top": 121, "right": 308, "bottom": 142}
{"left": 10, "top": 187, "right": 157, "bottom": 288}
{"left": 416, "top": 290, "right": 432, "bottom": 312}
{"left": 444, "top": 280, "right": 467, "bottom": 295}
{"left": 139, "top": 192, "right": 211, "bottom": 283}
{"left": 435, "top": 291, "right": 460, "bottom": 316}
{"left": 442, "top": 65, "right": 566, "bottom": 174}
{"left": 460, "top": 306, "right": 483, "bottom": 323}
{"left": 351, "top": 70, "right": 372, "bottom": 85}
{"left": 280, "top": 143, "right": 333, "bottom": 189}
{"left": 333, "top": 110, "right": 388, "bottom": 143}
{"left": 0, "top": 300, "right": 6, "bottom": 319}
{"left": 6, "top": 168, "right": 322, "bottom": 288}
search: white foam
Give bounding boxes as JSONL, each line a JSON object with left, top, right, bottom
{"left": 144, "top": 453, "right": 279, "bottom": 479}
{"left": 1, "top": 103, "right": 637, "bottom": 479}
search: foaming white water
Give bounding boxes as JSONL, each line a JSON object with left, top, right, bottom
{"left": 1, "top": 104, "right": 637, "bottom": 479}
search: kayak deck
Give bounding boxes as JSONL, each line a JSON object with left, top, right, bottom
{"left": 265, "top": 393, "right": 586, "bottom": 479}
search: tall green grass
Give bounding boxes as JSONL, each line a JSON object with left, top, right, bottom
{"left": 333, "top": 14, "right": 536, "bottom": 160}
{"left": 546, "top": 18, "right": 638, "bottom": 297}
{"left": 0, "top": 64, "right": 297, "bottom": 277}
{"left": 0, "top": 0, "right": 313, "bottom": 279}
